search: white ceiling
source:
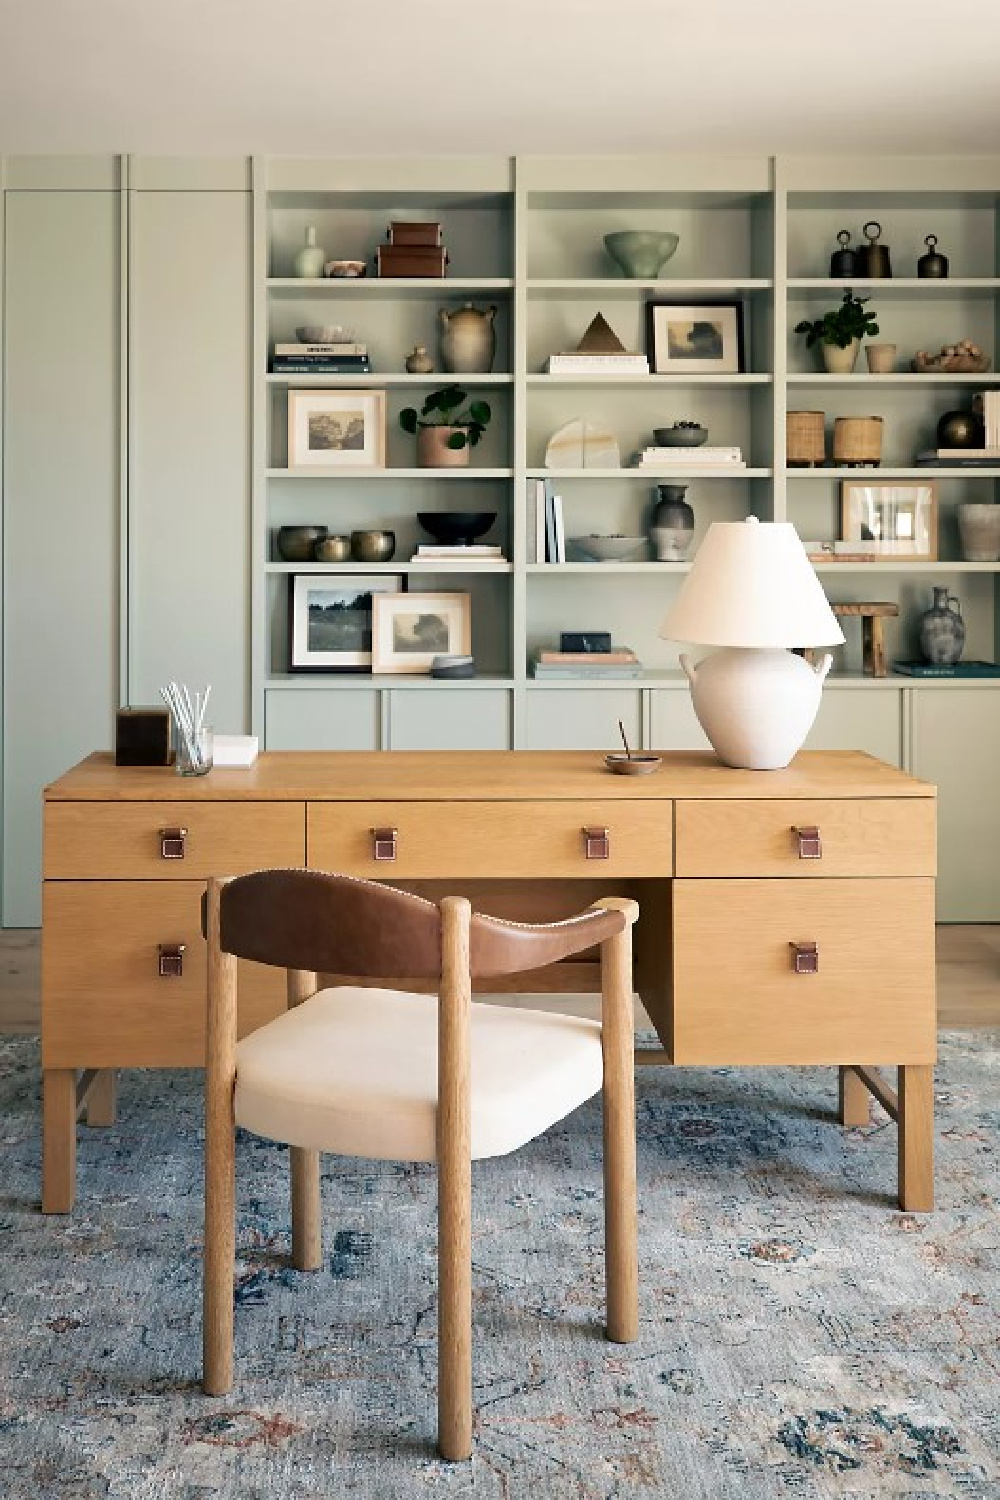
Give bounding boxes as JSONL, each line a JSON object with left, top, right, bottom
{"left": 1, "top": 0, "right": 999, "bottom": 158}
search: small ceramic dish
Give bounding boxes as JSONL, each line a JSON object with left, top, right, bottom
{"left": 575, "top": 534, "right": 647, "bottom": 562}
{"left": 604, "top": 753, "right": 661, "bottom": 776}
{"left": 431, "top": 654, "right": 475, "bottom": 680}
{"left": 323, "top": 260, "right": 367, "bottom": 278}
{"left": 296, "top": 324, "right": 353, "bottom": 344}
{"left": 652, "top": 424, "right": 708, "bottom": 447}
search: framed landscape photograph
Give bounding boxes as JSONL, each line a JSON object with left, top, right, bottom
{"left": 287, "top": 389, "right": 386, "bottom": 469}
{"left": 841, "top": 481, "right": 938, "bottom": 560}
{"left": 371, "top": 592, "right": 471, "bottom": 674}
{"left": 289, "top": 573, "right": 404, "bottom": 671}
{"left": 645, "top": 300, "right": 745, "bottom": 374}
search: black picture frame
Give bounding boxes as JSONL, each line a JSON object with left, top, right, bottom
{"left": 644, "top": 299, "right": 746, "bottom": 375}
{"left": 288, "top": 572, "right": 406, "bottom": 673}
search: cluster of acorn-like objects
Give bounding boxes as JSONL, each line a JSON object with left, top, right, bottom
{"left": 912, "top": 338, "right": 990, "bottom": 373}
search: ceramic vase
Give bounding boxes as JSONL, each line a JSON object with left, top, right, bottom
{"left": 439, "top": 304, "right": 496, "bottom": 373}
{"left": 822, "top": 339, "right": 860, "bottom": 374}
{"left": 957, "top": 503, "right": 1000, "bottom": 562}
{"left": 293, "top": 226, "right": 326, "bottom": 278}
{"left": 651, "top": 484, "right": 694, "bottom": 561}
{"left": 405, "top": 344, "right": 435, "bottom": 375}
{"left": 918, "top": 587, "right": 965, "bottom": 665}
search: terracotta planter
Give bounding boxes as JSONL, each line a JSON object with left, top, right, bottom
{"left": 822, "top": 339, "right": 860, "bottom": 374}
{"left": 417, "top": 425, "right": 471, "bottom": 468}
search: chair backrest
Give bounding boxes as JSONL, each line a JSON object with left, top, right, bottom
{"left": 207, "top": 868, "right": 625, "bottom": 980}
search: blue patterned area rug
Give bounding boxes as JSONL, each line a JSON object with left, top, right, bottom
{"left": 2, "top": 1032, "right": 998, "bottom": 1499}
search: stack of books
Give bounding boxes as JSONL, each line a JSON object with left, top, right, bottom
{"left": 532, "top": 646, "right": 642, "bottom": 679}
{"left": 271, "top": 341, "right": 371, "bottom": 375}
{"left": 633, "top": 444, "right": 745, "bottom": 469}
{"left": 531, "top": 479, "right": 566, "bottom": 563}
{"left": 410, "top": 544, "right": 506, "bottom": 563}
{"left": 545, "top": 352, "right": 649, "bottom": 375}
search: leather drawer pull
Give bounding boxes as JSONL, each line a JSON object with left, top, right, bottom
{"left": 159, "top": 827, "right": 188, "bottom": 860}
{"left": 793, "top": 825, "right": 822, "bottom": 859}
{"left": 372, "top": 827, "right": 398, "bottom": 861}
{"left": 583, "top": 826, "right": 610, "bottom": 860}
{"left": 789, "top": 941, "right": 819, "bottom": 975}
{"left": 158, "top": 942, "right": 186, "bottom": 978}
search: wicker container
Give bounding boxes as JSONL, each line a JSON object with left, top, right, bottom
{"left": 833, "top": 415, "right": 883, "bottom": 467}
{"left": 787, "top": 411, "right": 825, "bottom": 466}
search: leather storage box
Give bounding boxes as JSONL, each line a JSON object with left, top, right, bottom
{"left": 376, "top": 245, "right": 448, "bottom": 277}
{"left": 115, "top": 707, "right": 172, "bottom": 766}
{"left": 388, "top": 221, "right": 442, "bottom": 246}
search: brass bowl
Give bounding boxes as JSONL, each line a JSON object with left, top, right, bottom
{"left": 351, "top": 529, "right": 396, "bottom": 563}
{"left": 277, "top": 524, "right": 327, "bottom": 561}
{"left": 313, "top": 534, "right": 351, "bottom": 563}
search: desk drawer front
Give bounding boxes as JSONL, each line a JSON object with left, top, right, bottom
{"left": 674, "top": 799, "right": 935, "bottom": 878}
{"left": 672, "top": 878, "right": 936, "bottom": 1066}
{"left": 308, "top": 801, "right": 673, "bottom": 878}
{"left": 45, "top": 802, "right": 305, "bottom": 879}
{"left": 42, "top": 882, "right": 285, "bottom": 1067}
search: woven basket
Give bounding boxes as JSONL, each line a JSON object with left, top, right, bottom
{"left": 787, "top": 411, "right": 825, "bottom": 466}
{"left": 833, "top": 416, "right": 883, "bottom": 466}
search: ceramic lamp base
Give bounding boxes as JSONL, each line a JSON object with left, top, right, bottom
{"left": 681, "top": 647, "right": 832, "bottom": 770}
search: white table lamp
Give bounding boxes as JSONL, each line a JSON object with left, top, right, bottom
{"left": 660, "top": 518, "right": 845, "bottom": 770}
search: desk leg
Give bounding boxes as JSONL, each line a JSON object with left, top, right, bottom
{"left": 84, "top": 1069, "right": 117, "bottom": 1127}
{"left": 42, "top": 1069, "right": 77, "bottom": 1213}
{"left": 898, "top": 1065, "right": 934, "bottom": 1212}
{"left": 838, "top": 1066, "right": 870, "bottom": 1127}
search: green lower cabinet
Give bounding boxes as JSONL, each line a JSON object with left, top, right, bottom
{"left": 387, "top": 689, "right": 511, "bottom": 750}
{"left": 912, "top": 689, "right": 1000, "bottom": 922}
{"left": 804, "top": 687, "right": 903, "bottom": 767}
{"left": 649, "top": 688, "right": 711, "bottom": 750}
{"left": 265, "top": 691, "right": 380, "bottom": 751}
{"left": 525, "top": 689, "right": 641, "bottom": 751}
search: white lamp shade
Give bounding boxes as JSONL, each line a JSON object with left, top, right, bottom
{"left": 660, "top": 518, "right": 845, "bottom": 648}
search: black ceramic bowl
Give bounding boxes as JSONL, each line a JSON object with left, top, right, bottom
{"left": 417, "top": 510, "right": 496, "bottom": 546}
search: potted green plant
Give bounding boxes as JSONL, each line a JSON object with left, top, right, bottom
{"left": 794, "top": 289, "right": 880, "bottom": 374}
{"left": 399, "top": 385, "right": 493, "bottom": 468}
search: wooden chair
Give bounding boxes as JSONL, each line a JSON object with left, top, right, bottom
{"left": 202, "top": 869, "right": 638, "bottom": 1461}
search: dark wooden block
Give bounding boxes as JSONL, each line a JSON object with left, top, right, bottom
{"left": 115, "top": 708, "right": 172, "bottom": 766}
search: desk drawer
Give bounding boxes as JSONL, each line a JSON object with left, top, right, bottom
{"left": 42, "top": 882, "right": 286, "bottom": 1067}
{"left": 674, "top": 798, "right": 935, "bottom": 878}
{"left": 672, "top": 878, "right": 936, "bottom": 1065}
{"left": 45, "top": 802, "right": 305, "bottom": 879}
{"left": 308, "top": 801, "right": 673, "bottom": 878}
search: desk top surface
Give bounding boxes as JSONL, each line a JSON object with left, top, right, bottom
{"left": 46, "top": 750, "right": 934, "bottom": 803}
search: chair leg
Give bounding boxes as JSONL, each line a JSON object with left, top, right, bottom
{"left": 437, "top": 1151, "right": 472, "bottom": 1461}
{"left": 291, "top": 1148, "right": 323, "bottom": 1270}
{"left": 602, "top": 923, "right": 639, "bottom": 1344}
{"left": 203, "top": 1080, "right": 236, "bottom": 1395}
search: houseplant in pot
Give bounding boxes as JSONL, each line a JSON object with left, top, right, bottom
{"left": 399, "top": 384, "right": 492, "bottom": 468}
{"left": 794, "top": 289, "right": 879, "bottom": 374}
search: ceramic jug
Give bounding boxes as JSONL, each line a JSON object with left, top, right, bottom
{"left": 293, "top": 226, "right": 326, "bottom": 279}
{"left": 439, "top": 303, "right": 497, "bottom": 373}
{"left": 918, "top": 587, "right": 965, "bottom": 665}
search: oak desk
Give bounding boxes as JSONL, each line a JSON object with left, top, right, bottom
{"left": 42, "top": 749, "right": 937, "bottom": 1214}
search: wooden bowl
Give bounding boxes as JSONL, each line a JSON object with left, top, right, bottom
{"left": 604, "top": 753, "right": 661, "bottom": 776}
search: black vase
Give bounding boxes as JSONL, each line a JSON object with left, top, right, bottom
{"left": 651, "top": 485, "right": 694, "bottom": 562}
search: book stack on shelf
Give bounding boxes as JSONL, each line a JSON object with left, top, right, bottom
{"left": 532, "top": 640, "right": 642, "bottom": 679}
{"left": 411, "top": 543, "right": 506, "bottom": 564}
{"left": 633, "top": 443, "right": 745, "bottom": 470}
{"left": 545, "top": 312, "right": 649, "bottom": 375}
{"left": 271, "top": 340, "right": 371, "bottom": 375}
{"left": 532, "top": 479, "right": 565, "bottom": 562}
{"left": 917, "top": 391, "right": 1000, "bottom": 465}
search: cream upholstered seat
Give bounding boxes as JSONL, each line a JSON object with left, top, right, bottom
{"left": 202, "top": 869, "right": 638, "bottom": 1463}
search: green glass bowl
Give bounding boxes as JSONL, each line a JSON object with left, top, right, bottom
{"left": 604, "top": 231, "right": 679, "bottom": 279}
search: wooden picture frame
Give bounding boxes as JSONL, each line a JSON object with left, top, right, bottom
{"left": 371, "top": 591, "right": 471, "bottom": 674}
{"left": 840, "top": 481, "right": 938, "bottom": 561}
{"left": 287, "top": 389, "right": 386, "bottom": 469}
{"left": 645, "top": 300, "right": 745, "bottom": 374}
{"left": 289, "top": 572, "right": 404, "bottom": 671}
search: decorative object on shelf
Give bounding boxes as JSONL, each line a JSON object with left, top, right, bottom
{"left": 417, "top": 511, "right": 496, "bottom": 546}
{"left": 277, "top": 524, "right": 328, "bottom": 561}
{"left": 652, "top": 421, "right": 707, "bottom": 447}
{"left": 957, "top": 502, "right": 1000, "bottom": 561}
{"left": 833, "top": 415, "right": 883, "bottom": 467}
{"left": 855, "top": 221, "right": 892, "bottom": 278}
{"left": 660, "top": 518, "right": 845, "bottom": 771}
{"left": 634, "top": 442, "right": 744, "bottom": 470}
{"left": 865, "top": 343, "right": 897, "bottom": 374}
{"left": 841, "top": 480, "right": 937, "bottom": 560}
{"left": 573, "top": 534, "right": 647, "bottom": 562}
{"left": 350, "top": 529, "right": 396, "bottom": 563}
{"left": 603, "top": 230, "right": 679, "bottom": 279}
{"left": 918, "top": 587, "right": 965, "bottom": 665}
{"left": 296, "top": 324, "right": 354, "bottom": 345}
{"left": 936, "top": 409, "right": 984, "bottom": 449}
{"left": 545, "top": 313, "right": 649, "bottom": 375}
{"left": 533, "top": 644, "right": 641, "bottom": 678}
{"left": 376, "top": 223, "right": 448, "bottom": 278}
{"left": 560, "top": 631, "right": 612, "bottom": 653}
{"left": 544, "top": 418, "right": 620, "bottom": 468}
{"left": 159, "top": 680, "right": 213, "bottom": 778}
{"left": 404, "top": 344, "right": 435, "bottom": 374}
{"left": 651, "top": 483, "right": 695, "bottom": 561}
{"left": 289, "top": 573, "right": 405, "bottom": 673}
{"left": 439, "top": 303, "right": 497, "bottom": 373}
{"left": 287, "top": 389, "right": 386, "bottom": 470}
{"left": 323, "top": 259, "right": 366, "bottom": 278}
{"left": 292, "top": 225, "right": 326, "bottom": 279}
{"left": 831, "top": 602, "right": 899, "bottom": 678}
{"left": 313, "top": 534, "right": 351, "bottom": 563}
{"left": 829, "top": 229, "right": 858, "bottom": 278}
{"left": 794, "top": 289, "right": 879, "bottom": 374}
{"left": 787, "top": 410, "right": 826, "bottom": 466}
{"left": 917, "top": 235, "right": 949, "bottom": 279}
{"left": 645, "top": 300, "right": 744, "bottom": 375}
{"left": 606, "top": 724, "right": 660, "bottom": 775}
{"left": 275, "top": 333, "right": 370, "bottom": 375}
{"left": 430, "top": 653, "right": 475, "bottom": 679}
{"left": 371, "top": 591, "right": 471, "bottom": 674}
{"left": 399, "top": 384, "right": 492, "bottom": 468}
{"left": 912, "top": 341, "right": 991, "bottom": 374}
{"left": 388, "top": 221, "right": 443, "bottom": 247}
{"left": 114, "top": 707, "right": 171, "bottom": 767}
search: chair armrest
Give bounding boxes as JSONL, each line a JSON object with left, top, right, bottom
{"left": 470, "top": 900, "right": 634, "bottom": 978}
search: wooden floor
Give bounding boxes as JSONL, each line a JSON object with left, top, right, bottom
{"left": 1, "top": 926, "right": 997, "bottom": 1035}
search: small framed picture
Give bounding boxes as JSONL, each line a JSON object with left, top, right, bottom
{"left": 840, "top": 482, "right": 938, "bottom": 560}
{"left": 371, "top": 592, "right": 471, "bottom": 675}
{"left": 287, "top": 389, "right": 386, "bottom": 469}
{"left": 645, "top": 300, "right": 745, "bottom": 374}
{"left": 289, "top": 573, "right": 405, "bottom": 671}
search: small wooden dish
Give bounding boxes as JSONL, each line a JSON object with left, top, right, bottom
{"left": 604, "top": 752, "right": 661, "bottom": 776}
